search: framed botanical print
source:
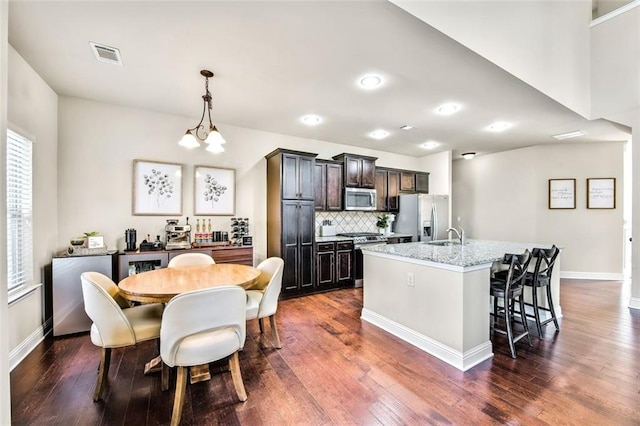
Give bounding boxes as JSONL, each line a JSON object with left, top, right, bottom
{"left": 132, "top": 159, "right": 183, "bottom": 215}
{"left": 194, "top": 166, "right": 235, "bottom": 215}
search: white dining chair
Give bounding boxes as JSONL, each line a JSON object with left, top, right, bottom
{"left": 160, "top": 285, "right": 248, "bottom": 426}
{"left": 167, "top": 252, "right": 215, "bottom": 267}
{"left": 80, "top": 272, "right": 164, "bottom": 401}
{"left": 245, "top": 257, "right": 285, "bottom": 348}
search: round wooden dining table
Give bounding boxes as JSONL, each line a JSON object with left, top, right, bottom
{"left": 118, "top": 263, "right": 262, "bottom": 384}
{"left": 118, "top": 263, "right": 261, "bottom": 304}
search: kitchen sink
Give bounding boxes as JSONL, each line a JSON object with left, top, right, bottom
{"left": 425, "top": 240, "right": 460, "bottom": 246}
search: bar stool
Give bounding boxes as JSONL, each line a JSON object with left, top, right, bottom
{"left": 490, "top": 250, "right": 533, "bottom": 358}
{"left": 524, "top": 246, "right": 560, "bottom": 337}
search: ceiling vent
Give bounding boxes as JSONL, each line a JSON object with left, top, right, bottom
{"left": 89, "top": 42, "right": 123, "bottom": 66}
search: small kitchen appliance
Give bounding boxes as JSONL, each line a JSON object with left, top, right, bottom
{"left": 125, "top": 228, "right": 137, "bottom": 251}
{"left": 165, "top": 219, "right": 192, "bottom": 250}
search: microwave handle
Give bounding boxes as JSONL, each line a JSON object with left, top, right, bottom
{"left": 370, "top": 192, "right": 375, "bottom": 206}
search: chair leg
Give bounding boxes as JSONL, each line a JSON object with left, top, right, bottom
{"left": 492, "top": 296, "right": 498, "bottom": 328}
{"left": 170, "top": 366, "right": 188, "bottom": 426}
{"left": 228, "top": 352, "right": 247, "bottom": 402}
{"left": 269, "top": 315, "right": 282, "bottom": 349}
{"left": 93, "top": 347, "right": 111, "bottom": 401}
{"left": 545, "top": 285, "right": 560, "bottom": 331}
{"left": 504, "top": 297, "right": 517, "bottom": 359}
{"left": 162, "top": 361, "right": 170, "bottom": 392}
{"left": 258, "top": 317, "right": 265, "bottom": 334}
{"left": 518, "top": 295, "right": 532, "bottom": 346}
{"left": 532, "top": 285, "right": 544, "bottom": 337}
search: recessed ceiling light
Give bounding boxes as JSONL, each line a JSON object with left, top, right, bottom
{"left": 421, "top": 141, "right": 440, "bottom": 150}
{"left": 359, "top": 75, "right": 383, "bottom": 89}
{"left": 369, "top": 130, "right": 389, "bottom": 140}
{"left": 300, "top": 115, "right": 322, "bottom": 126}
{"left": 488, "top": 122, "right": 511, "bottom": 132}
{"left": 436, "top": 103, "right": 460, "bottom": 115}
{"left": 462, "top": 152, "right": 476, "bottom": 160}
{"left": 400, "top": 125, "right": 414, "bottom": 130}
{"left": 552, "top": 130, "right": 585, "bottom": 140}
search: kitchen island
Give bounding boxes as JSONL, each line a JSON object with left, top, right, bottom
{"left": 361, "top": 239, "right": 561, "bottom": 371}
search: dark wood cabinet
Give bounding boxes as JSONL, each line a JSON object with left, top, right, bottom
{"left": 332, "top": 153, "right": 377, "bottom": 188}
{"left": 375, "top": 168, "right": 400, "bottom": 212}
{"left": 375, "top": 170, "right": 388, "bottom": 211}
{"left": 314, "top": 160, "right": 342, "bottom": 211}
{"left": 316, "top": 242, "right": 335, "bottom": 288}
{"left": 282, "top": 152, "right": 315, "bottom": 200}
{"left": 415, "top": 172, "right": 429, "bottom": 193}
{"left": 335, "top": 241, "right": 354, "bottom": 285}
{"left": 117, "top": 246, "right": 253, "bottom": 282}
{"left": 400, "top": 172, "right": 416, "bottom": 192}
{"left": 386, "top": 235, "right": 412, "bottom": 244}
{"left": 266, "top": 148, "right": 317, "bottom": 296}
{"left": 315, "top": 240, "right": 353, "bottom": 289}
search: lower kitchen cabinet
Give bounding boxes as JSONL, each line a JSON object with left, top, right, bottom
{"left": 315, "top": 240, "right": 354, "bottom": 290}
{"left": 281, "top": 200, "right": 315, "bottom": 294}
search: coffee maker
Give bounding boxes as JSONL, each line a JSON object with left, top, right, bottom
{"left": 165, "top": 219, "right": 191, "bottom": 250}
{"left": 125, "top": 228, "right": 137, "bottom": 251}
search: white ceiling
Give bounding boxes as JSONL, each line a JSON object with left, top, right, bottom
{"left": 8, "top": 0, "right": 630, "bottom": 158}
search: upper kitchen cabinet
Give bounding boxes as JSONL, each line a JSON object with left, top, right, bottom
{"left": 400, "top": 172, "right": 416, "bottom": 192}
{"left": 415, "top": 172, "right": 429, "bottom": 193}
{"left": 332, "top": 153, "right": 377, "bottom": 188}
{"left": 314, "top": 160, "right": 343, "bottom": 211}
{"left": 375, "top": 168, "right": 400, "bottom": 212}
{"left": 280, "top": 150, "right": 316, "bottom": 200}
{"left": 399, "top": 170, "right": 430, "bottom": 194}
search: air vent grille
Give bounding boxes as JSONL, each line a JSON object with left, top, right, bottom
{"left": 89, "top": 42, "right": 123, "bottom": 66}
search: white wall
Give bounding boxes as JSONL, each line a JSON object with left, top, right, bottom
{"left": 1, "top": 2, "right": 11, "bottom": 422}
{"left": 57, "top": 96, "right": 425, "bottom": 265}
{"left": 391, "top": 0, "right": 592, "bottom": 119}
{"left": 7, "top": 45, "right": 58, "bottom": 360}
{"left": 590, "top": 5, "right": 640, "bottom": 125}
{"left": 418, "top": 150, "right": 451, "bottom": 195}
{"left": 453, "top": 142, "right": 625, "bottom": 277}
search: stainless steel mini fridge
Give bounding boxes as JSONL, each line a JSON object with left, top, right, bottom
{"left": 52, "top": 253, "right": 115, "bottom": 336}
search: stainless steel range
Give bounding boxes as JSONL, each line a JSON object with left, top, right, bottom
{"left": 337, "top": 232, "right": 387, "bottom": 287}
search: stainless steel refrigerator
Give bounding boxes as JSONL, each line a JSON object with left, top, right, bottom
{"left": 393, "top": 194, "right": 450, "bottom": 242}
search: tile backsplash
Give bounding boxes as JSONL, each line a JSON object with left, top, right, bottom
{"left": 316, "top": 211, "right": 381, "bottom": 235}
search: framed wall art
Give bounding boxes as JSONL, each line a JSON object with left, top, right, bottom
{"left": 194, "top": 165, "right": 235, "bottom": 215}
{"left": 587, "top": 178, "right": 616, "bottom": 209}
{"left": 548, "top": 178, "right": 576, "bottom": 209}
{"left": 132, "top": 159, "right": 183, "bottom": 215}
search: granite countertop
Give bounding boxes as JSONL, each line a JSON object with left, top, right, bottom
{"left": 315, "top": 236, "right": 356, "bottom": 243}
{"left": 361, "top": 239, "right": 556, "bottom": 268}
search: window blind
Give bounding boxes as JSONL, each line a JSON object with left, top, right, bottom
{"left": 6, "top": 129, "right": 33, "bottom": 292}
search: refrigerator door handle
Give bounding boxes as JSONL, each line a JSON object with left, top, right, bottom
{"left": 431, "top": 202, "right": 438, "bottom": 241}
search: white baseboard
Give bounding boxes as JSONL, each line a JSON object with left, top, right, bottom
{"left": 361, "top": 308, "right": 493, "bottom": 371}
{"left": 560, "top": 271, "right": 624, "bottom": 281}
{"left": 629, "top": 297, "right": 640, "bottom": 310}
{"left": 9, "top": 318, "right": 51, "bottom": 371}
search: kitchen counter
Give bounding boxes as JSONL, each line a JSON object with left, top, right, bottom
{"left": 315, "top": 235, "right": 355, "bottom": 243}
{"left": 362, "top": 239, "right": 557, "bottom": 270}
{"left": 361, "top": 239, "right": 561, "bottom": 371}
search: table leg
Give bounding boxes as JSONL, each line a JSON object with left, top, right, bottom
{"left": 144, "top": 355, "right": 163, "bottom": 375}
{"left": 189, "top": 364, "right": 211, "bottom": 384}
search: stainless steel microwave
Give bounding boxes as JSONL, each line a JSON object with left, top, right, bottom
{"left": 344, "top": 187, "right": 377, "bottom": 211}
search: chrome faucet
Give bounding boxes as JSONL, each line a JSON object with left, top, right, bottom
{"left": 446, "top": 227, "right": 466, "bottom": 245}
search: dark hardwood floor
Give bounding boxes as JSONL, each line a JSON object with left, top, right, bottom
{"left": 11, "top": 279, "right": 640, "bottom": 425}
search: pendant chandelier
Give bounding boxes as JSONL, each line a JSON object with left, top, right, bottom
{"left": 178, "top": 69, "right": 226, "bottom": 153}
